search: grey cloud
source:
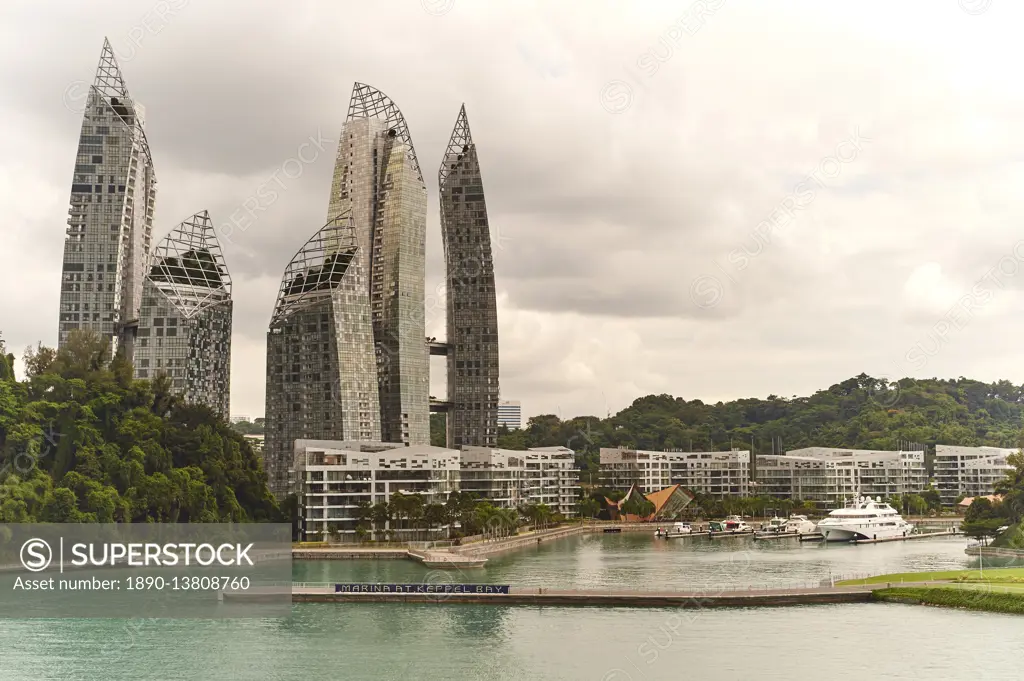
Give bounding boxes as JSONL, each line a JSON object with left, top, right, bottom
{"left": 4, "top": 0, "right": 1024, "bottom": 422}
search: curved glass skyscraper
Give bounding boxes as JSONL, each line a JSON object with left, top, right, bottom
{"left": 439, "top": 105, "right": 500, "bottom": 448}
{"left": 57, "top": 38, "right": 157, "bottom": 358}
{"left": 264, "top": 212, "right": 382, "bottom": 497}
{"left": 325, "top": 83, "right": 429, "bottom": 446}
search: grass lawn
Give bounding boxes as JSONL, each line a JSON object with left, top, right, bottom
{"left": 837, "top": 567, "right": 1024, "bottom": 585}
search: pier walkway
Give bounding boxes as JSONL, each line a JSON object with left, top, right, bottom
{"left": 292, "top": 547, "right": 487, "bottom": 569}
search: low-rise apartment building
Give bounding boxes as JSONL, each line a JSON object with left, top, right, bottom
{"left": 291, "top": 440, "right": 460, "bottom": 540}
{"left": 598, "top": 448, "right": 751, "bottom": 497}
{"left": 756, "top": 447, "right": 927, "bottom": 508}
{"left": 524, "top": 446, "right": 580, "bottom": 516}
{"left": 934, "top": 445, "right": 1016, "bottom": 505}
{"left": 459, "top": 447, "right": 528, "bottom": 509}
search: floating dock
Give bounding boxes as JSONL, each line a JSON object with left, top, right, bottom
{"left": 707, "top": 530, "right": 756, "bottom": 540}
{"left": 850, "top": 530, "right": 957, "bottom": 545}
{"left": 754, "top": 532, "right": 821, "bottom": 541}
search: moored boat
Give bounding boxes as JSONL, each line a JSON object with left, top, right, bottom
{"left": 817, "top": 496, "right": 913, "bottom": 542}
{"left": 723, "top": 515, "right": 753, "bottom": 533}
{"left": 655, "top": 521, "right": 692, "bottom": 538}
{"left": 782, "top": 515, "right": 817, "bottom": 535}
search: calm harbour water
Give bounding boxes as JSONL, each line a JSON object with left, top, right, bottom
{"left": 2, "top": 534, "right": 1023, "bottom": 681}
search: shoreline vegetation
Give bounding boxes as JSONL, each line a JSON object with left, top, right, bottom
{"left": 872, "top": 587, "right": 1024, "bottom": 615}
{"left": 845, "top": 567, "right": 1024, "bottom": 616}
{"left": 837, "top": 567, "right": 1024, "bottom": 585}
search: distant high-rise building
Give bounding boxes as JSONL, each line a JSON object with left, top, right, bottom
{"left": 325, "top": 82, "right": 429, "bottom": 447}
{"left": 497, "top": 401, "right": 521, "bottom": 430}
{"left": 134, "top": 211, "right": 232, "bottom": 419}
{"left": 57, "top": 38, "right": 157, "bottom": 358}
{"left": 264, "top": 212, "right": 381, "bottom": 498}
{"left": 440, "top": 106, "right": 500, "bottom": 448}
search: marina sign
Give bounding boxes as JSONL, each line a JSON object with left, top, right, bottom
{"left": 334, "top": 583, "right": 510, "bottom": 594}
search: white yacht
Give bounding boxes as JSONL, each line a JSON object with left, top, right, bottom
{"left": 762, "top": 516, "right": 787, "bottom": 533}
{"left": 817, "top": 496, "right": 913, "bottom": 542}
{"left": 783, "top": 515, "right": 817, "bottom": 535}
{"left": 659, "top": 520, "right": 692, "bottom": 536}
{"left": 655, "top": 522, "right": 692, "bottom": 538}
{"left": 723, "top": 515, "right": 752, "bottom": 532}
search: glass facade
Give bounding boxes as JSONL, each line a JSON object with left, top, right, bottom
{"left": 134, "top": 211, "right": 232, "bottom": 419}
{"left": 439, "top": 106, "right": 500, "bottom": 448}
{"left": 264, "top": 213, "right": 382, "bottom": 499}
{"left": 57, "top": 38, "right": 157, "bottom": 357}
{"left": 325, "top": 83, "right": 429, "bottom": 447}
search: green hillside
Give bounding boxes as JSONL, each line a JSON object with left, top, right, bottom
{"left": 435, "top": 374, "right": 1024, "bottom": 481}
{"left": 0, "top": 330, "right": 278, "bottom": 523}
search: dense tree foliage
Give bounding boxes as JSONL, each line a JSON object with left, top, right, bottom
{"left": 469, "top": 374, "right": 1024, "bottom": 481}
{"left": 333, "top": 491, "right": 560, "bottom": 542}
{"left": 230, "top": 418, "right": 265, "bottom": 436}
{"left": 0, "top": 330, "right": 278, "bottom": 524}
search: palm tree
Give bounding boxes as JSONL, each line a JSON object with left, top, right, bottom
{"left": 475, "top": 503, "right": 498, "bottom": 540}
{"left": 499, "top": 507, "right": 519, "bottom": 537}
{"left": 536, "top": 503, "right": 553, "bottom": 529}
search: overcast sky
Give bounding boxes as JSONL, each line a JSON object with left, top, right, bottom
{"left": 2, "top": 0, "right": 1023, "bottom": 421}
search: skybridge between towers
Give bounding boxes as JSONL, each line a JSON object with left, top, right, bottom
{"left": 427, "top": 337, "right": 450, "bottom": 356}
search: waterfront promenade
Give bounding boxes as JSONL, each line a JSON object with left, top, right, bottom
{"left": 292, "top": 522, "right": 650, "bottom": 567}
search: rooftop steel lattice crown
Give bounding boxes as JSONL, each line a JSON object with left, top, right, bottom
{"left": 439, "top": 104, "right": 474, "bottom": 189}
{"left": 94, "top": 38, "right": 134, "bottom": 112}
{"left": 147, "top": 211, "right": 231, "bottom": 318}
{"left": 92, "top": 37, "right": 156, "bottom": 176}
{"left": 271, "top": 212, "right": 360, "bottom": 325}
{"left": 347, "top": 82, "right": 423, "bottom": 183}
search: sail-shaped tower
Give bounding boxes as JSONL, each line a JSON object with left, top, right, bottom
{"left": 439, "top": 106, "right": 500, "bottom": 448}
{"left": 57, "top": 38, "right": 157, "bottom": 358}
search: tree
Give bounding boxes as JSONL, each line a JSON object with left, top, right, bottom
{"left": 575, "top": 497, "right": 600, "bottom": 519}
{"left": 424, "top": 502, "right": 448, "bottom": 538}
{"left": 371, "top": 501, "right": 392, "bottom": 539}
{"left": 0, "top": 330, "right": 278, "bottom": 529}
{"left": 920, "top": 487, "right": 941, "bottom": 512}
{"left": 962, "top": 496, "right": 1006, "bottom": 543}
{"left": 905, "top": 494, "right": 928, "bottom": 516}
{"left": 995, "top": 451, "right": 1024, "bottom": 523}
{"left": 620, "top": 494, "right": 655, "bottom": 520}
{"left": 430, "top": 413, "right": 447, "bottom": 447}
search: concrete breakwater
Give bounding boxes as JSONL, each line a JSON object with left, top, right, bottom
{"left": 258, "top": 584, "right": 877, "bottom": 608}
